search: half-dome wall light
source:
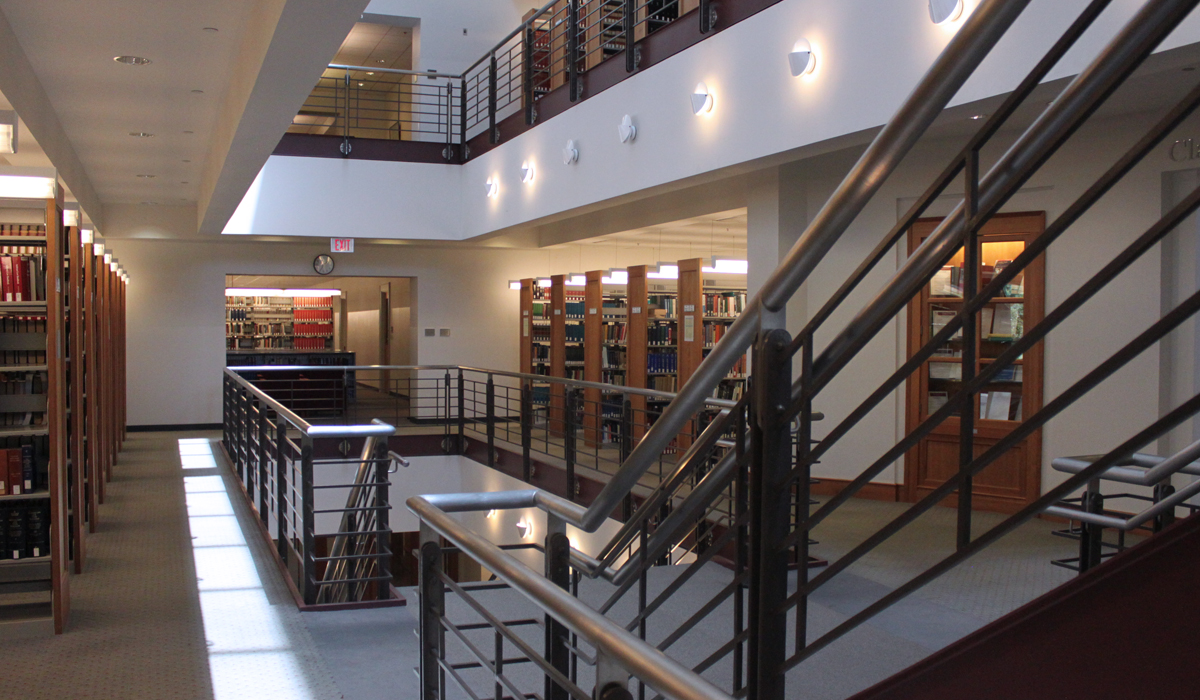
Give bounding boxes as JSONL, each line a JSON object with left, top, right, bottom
{"left": 618, "top": 115, "right": 636, "bottom": 143}
{"left": 486, "top": 176, "right": 499, "bottom": 198}
{"left": 563, "top": 139, "right": 579, "bottom": 164}
{"left": 520, "top": 161, "right": 535, "bottom": 184}
{"left": 788, "top": 39, "right": 817, "bottom": 76}
{"left": 691, "top": 82, "right": 714, "bottom": 115}
{"left": 929, "top": 0, "right": 964, "bottom": 24}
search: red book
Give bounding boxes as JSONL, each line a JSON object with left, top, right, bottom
{"left": 6, "top": 449, "right": 20, "bottom": 496}
{"left": 19, "top": 256, "right": 30, "bottom": 302}
{"left": 0, "top": 256, "right": 11, "bottom": 301}
{"left": 0, "top": 449, "right": 6, "bottom": 495}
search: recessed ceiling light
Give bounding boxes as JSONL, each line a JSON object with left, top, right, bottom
{"left": 366, "top": 71, "right": 375, "bottom": 75}
{"left": 191, "top": 89, "right": 204, "bottom": 94}
{"left": 202, "top": 27, "right": 219, "bottom": 32}
{"left": 358, "top": 82, "right": 364, "bottom": 87}
{"left": 129, "top": 131, "right": 154, "bottom": 138}
{"left": 114, "top": 55, "right": 151, "bottom": 65}
{"left": 377, "top": 59, "right": 386, "bottom": 64}
{"left": 136, "top": 174, "right": 156, "bottom": 178}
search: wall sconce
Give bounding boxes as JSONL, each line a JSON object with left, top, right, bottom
{"left": 520, "top": 161, "right": 535, "bottom": 184}
{"left": 929, "top": 0, "right": 964, "bottom": 24}
{"left": 691, "top": 82, "right": 713, "bottom": 115}
{"left": 618, "top": 115, "right": 636, "bottom": 143}
{"left": 562, "top": 139, "right": 579, "bottom": 165}
{"left": 789, "top": 39, "right": 817, "bottom": 76}
{"left": 515, "top": 518, "right": 532, "bottom": 539}
{"left": 486, "top": 509, "right": 498, "bottom": 519}
{"left": 0, "top": 111, "right": 17, "bottom": 155}
{"left": 485, "top": 176, "right": 499, "bottom": 198}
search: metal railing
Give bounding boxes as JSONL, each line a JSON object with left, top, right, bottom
{"left": 246, "top": 0, "right": 1200, "bottom": 697}
{"left": 221, "top": 368, "right": 399, "bottom": 605}
{"left": 290, "top": 64, "right": 463, "bottom": 157}
{"left": 301, "top": 0, "right": 723, "bottom": 156}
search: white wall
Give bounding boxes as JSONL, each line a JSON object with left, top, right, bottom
{"left": 227, "top": 0, "right": 1200, "bottom": 242}
{"left": 364, "top": 0, "right": 532, "bottom": 74}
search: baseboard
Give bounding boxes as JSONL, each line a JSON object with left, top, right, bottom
{"left": 128, "top": 423, "right": 223, "bottom": 433}
{"left": 811, "top": 477, "right": 901, "bottom": 502}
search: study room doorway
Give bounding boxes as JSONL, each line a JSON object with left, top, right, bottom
{"left": 224, "top": 274, "right": 415, "bottom": 421}
{"left": 903, "top": 212, "right": 1046, "bottom": 513}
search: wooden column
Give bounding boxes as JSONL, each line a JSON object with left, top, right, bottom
{"left": 626, "top": 265, "right": 648, "bottom": 440}
{"left": 519, "top": 278, "right": 534, "bottom": 375}
{"left": 583, "top": 271, "right": 604, "bottom": 447}
{"left": 549, "top": 274, "right": 566, "bottom": 437}
{"left": 45, "top": 194, "right": 70, "bottom": 633}
{"left": 84, "top": 238, "right": 99, "bottom": 524}
{"left": 67, "top": 224, "right": 86, "bottom": 573}
{"left": 677, "top": 258, "right": 704, "bottom": 388}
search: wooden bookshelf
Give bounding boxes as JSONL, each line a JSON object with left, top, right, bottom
{"left": 65, "top": 222, "right": 86, "bottom": 574}
{"left": 225, "top": 295, "right": 334, "bottom": 351}
{"left": 0, "top": 186, "right": 71, "bottom": 636}
{"left": 627, "top": 266, "right": 648, "bottom": 440}
{"left": 583, "top": 271, "right": 603, "bottom": 447}
{"left": 549, "top": 274, "right": 567, "bottom": 437}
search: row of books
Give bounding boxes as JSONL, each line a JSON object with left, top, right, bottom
{"left": 532, "top": 284, "right": 548, "bottom": 301}
{"left": 0, "top": 319, "right": 48, "bottom": 370}
{"left": 601, "top": 346, "right": 625, "bottom": 369}
{"left": 533, "top": 345, "right": 550, "bottom": 361}
{"left": 532, "top": 326, "right": 550, "bottom": 342}
{"left": 648, "top": 295, "right": 677, "bottom": 317}
{"left": 566, "top": 324, "right": 584, "bottom": 342}
{"left": 564, "top": 300, "right": 587, "bottom": 319}
{"left": 293, "top": 323, "right": 333, "bottom": 336}
{"left": 0, "top": 445, "right": 35, "bottom": 495}
{"left": 704, "top": 291, "right": 746, "bottom": 317}
{"left": 227, "top": 307, "right": 251, "bottom": 322}
{"left": 712, "top": 382, "right": 744, "bottom": 401}
{"left": 1, "top": 501, "right": 50, "bottom": 559}
{"left": 648, "top": 350, "right": 678, "bottom": 374}
{"left": 603, "top": 321, "right": 627, "bottom": 343}
{"left": 292, "top": 337, "right": 330, "bottom": 350}
{"left": 649, "top": 324, "right": 676, "bottom": 346}
{"left": 532, "top": 302, "right": 549, "bottom": 319}
{"left": 292, "top": 297, "right": 333, "bottom": 308}
{"left": 726, "top": 355, "right": 747, "bottom": 378}
{"left": 601, "top": 370, "right": 626, "bottom": 386}
{"left": 649, "top": 376, "right": 677, "bottom": 392}
{"left": 704, "top": 322, "right": 729, "bottom": 346}
{"left": 294, "top": 308, "right": 333, "bottom": 321}
{"left": 0, "top": 255, "right": 47, "bottom": 302}
{"left": 565, "top": 368, "right": 583, "bottom": 381}
{"left": 0, "top": 224, "right": 46, "bottom": 256}
{"left": 0, "top": 373, "right": 44, "bottom": 395}
{"left": 227, "top": 296, "right": 293, "bottom": 306}
{"left": 565, "top": 346, "right": 584, "bottom": 362}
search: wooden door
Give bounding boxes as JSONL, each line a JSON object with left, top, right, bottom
{"left": 904, "top": 212, "right": 1046, "bottom": 512}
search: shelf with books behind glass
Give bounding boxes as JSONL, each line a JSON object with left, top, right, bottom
{"left": 0, "top": 174, "right": 70, "bottom": 636}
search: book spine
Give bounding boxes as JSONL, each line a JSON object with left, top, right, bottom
{"left": 7, "top": 449, "right": 20, "bottom": 495}
{"left": 21, "top": 443, "right": 34, "bottom": 492}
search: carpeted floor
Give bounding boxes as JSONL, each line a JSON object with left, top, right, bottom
{"left": 0, "top": 430, "right": 1088, "bottom": 700}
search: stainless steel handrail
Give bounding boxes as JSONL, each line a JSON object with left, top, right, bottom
{"left": 409, "top": 493, "right": 733, "bottom": 700}
{"left": 226, "top": 363, "right": 738, "bottom": 409}
{"left": 223, "top": 367, "right": 396, "bottom": 439}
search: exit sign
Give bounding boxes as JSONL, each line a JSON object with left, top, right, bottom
{"left": 331, "top": 237, "right": 355, "bottom": 253}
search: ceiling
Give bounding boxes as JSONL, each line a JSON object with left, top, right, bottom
{"left": 556, "top": 208, "right": 748, "bottom": 259}
{"left": 0, "top": 0, "right": 253, "bottom": 207}
{"left": 332, "top": 21, "right": 415, "bottom": 70}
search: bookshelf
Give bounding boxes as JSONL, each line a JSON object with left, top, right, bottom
{"left": 0, "top": 186, "right": 70, "bottom": 636}
{"left": 225, "top": 295, "right": 334, "bottom": 351}
{"left": 518, "top": 261, "right": 747, "bottom": 451}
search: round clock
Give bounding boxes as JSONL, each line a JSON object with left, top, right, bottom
{"left": 314, "top": 254, "right": 335, "bottom": 275}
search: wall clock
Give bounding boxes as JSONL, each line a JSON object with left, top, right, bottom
{"left": 314, "top": 254, "right": 335, "bottom": 275}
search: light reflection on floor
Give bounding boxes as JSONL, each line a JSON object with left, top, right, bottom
{"left": 180, "top": 438, "right": 320, "bottom": 700}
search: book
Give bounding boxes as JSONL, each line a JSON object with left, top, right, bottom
{"left": 928, "top": 391, "right": 949, "bottom": 415}
{"left": 21, "top": 443, "right": 33, "bottom": 492}
{"left": 6, "top": 449, "right": 20, "bottom": 495}
{"left": 929, "top": 363, "right": 961, "bottom": 380}
{"left": 986, "top": 391, "right": 1012, "bottom": 421}
{"left": 25, "top": 503, "right": 47, "bottom": 558}
{"left": 6, "top": 505, "right": 24, "bottom": 559}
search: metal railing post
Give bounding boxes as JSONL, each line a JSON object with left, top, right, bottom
{"left": 522, "top": 382, "right": 533, "bottom": 482}
{"left": 341, "top": 70, "right": 352, "bottom": 157}
{"left": 1078, "top": 483, "right": 1104, "bottom": 574}
{"left": 1153, "top": 482, "right": 1176, "bottom": 532}
{"left": 258, "top": 407, "right": 269, "bottom": 525}
{"left": 458, "top": 368, "right": 467, "bottom": 453}
{"left": 239, "top": 387, "right": 250, "bottom": 483}
{"left": 957, "top": 150, "right": 980, "bottom": 551}
{"left": 568, "top": 0, "right": 581, "bottom": 102}
{"left": 620, "top": 396, "right": 634, "bottom": 521}
{"left": 522, "top": 24, "right": 535, "bottom": 125}
{"left": 276, "top": 417, "right": 288, "bottom": 562}
{"left": 733, "top": 400, "right": 748, "bottom": 695}
{"left": 374, "top": 436, "right": 392, "bottom": 601}
{"left": 486, "top": 374, "right": 497, "bottom": 467}
{"left": 444, "top": 370, "right": 452, "bottom": 454}
{"left": 748, "top": 325, "right": 793, "bottom": 700}
{"left": 565, "top": 389, "right": 577, "bottom": 500}
{"left": 544, "top": 514, "right": 571, "bottom": 700}
{"left": 301, "top": 434, "right": 316, "bottom": 605}
{"left": 594, "top": 650, "right": 632, "bottom": 700}
{"left": 623, "top": 0, "right": 637, "bottom": 73}
{"left": 458, "top": 78, "right": 468, "bottom": 155}
{"left": 793, "top": 337, "right": 814, "bottom": 653}
{"left": 418, "top": 523, "right": 445, "bottom": 700}
{"left": 488, "top": 53, "right": 499, "bottom": 144}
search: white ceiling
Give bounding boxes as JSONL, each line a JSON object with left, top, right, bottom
{"left": 559, "top": 208, "right": 748, "bottom": 257}
{"left": 0, "top": 0, "right": 253, "bottom": 206}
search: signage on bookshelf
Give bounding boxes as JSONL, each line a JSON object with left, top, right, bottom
{"left": 1170, "top": 138, "right": 1200, "bottom": 162}
{"left": 330, "top": 237, "right": 355, "bottom": 253}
